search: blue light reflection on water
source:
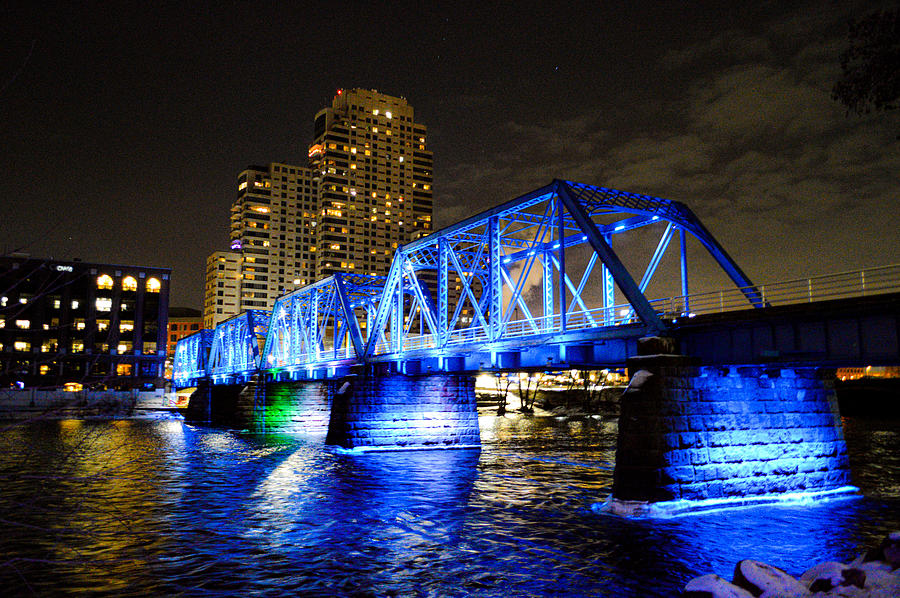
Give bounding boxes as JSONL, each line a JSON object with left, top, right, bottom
{"left": 0, "top": 414, "right": 897, "bottom": 596}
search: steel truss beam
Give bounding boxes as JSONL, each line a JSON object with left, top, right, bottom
{"left": 172, "top": 329, "right": 212, "bottom": 388}
{"left": 197, "top": 180, "right": 763, "bottom": 382}
{"left": 208, "top": 310, "right": 270, "bottom": 382}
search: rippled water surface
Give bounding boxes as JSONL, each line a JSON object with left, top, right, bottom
{"left": 1, "top": 413, "right": 898, "bottom": 596}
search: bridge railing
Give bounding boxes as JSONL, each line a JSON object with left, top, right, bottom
{"left": 650, "top": 263, "right": 900, "bottom": 318}
{"left": 390, "top": 302, "right": 644, "bottom": 354}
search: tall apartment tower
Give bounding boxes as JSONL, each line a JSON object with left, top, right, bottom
{"left": 308, "top": 88, "right": 434, "bottom": 277}
{"left": 203, "top": 89, "right": 433, "bottom": 324}
{"left": 203, "top": 250, "right": 241, "bottom": 329}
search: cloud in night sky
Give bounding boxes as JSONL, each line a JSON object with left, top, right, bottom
{"left": 437, "top": 2, "right": 899, "bottom": 290}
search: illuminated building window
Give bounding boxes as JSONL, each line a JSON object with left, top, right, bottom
{"left": 14, "top": 341, "right": 30, "bottom": 352}
{"left": 120, "top": 321, "right": 134, "bottom": 332}
{"left": 116, "top": 363, "right": 133, "bottom": 376}
{"left": 75, "top": 319, "right": 86, "bottom": 330}
{"left": 97, "top": 274, "right": 114, "bottom": 289}
{"left": 147, "top": 278, "right": 161, "bottom": 293}
{"left": 385, "top": 111, "right": 392, "bottom": 119}
{"left": 117, "top": 342, "right": 132, "bottom": 354}
{"left": 15, "top": 319, "right": 30, "bottom": 329}
{"left": 122, "top": 276, "right": 138, "bottom": 291}
{"left": 239, "top": 181, "right": 247, "bottom": 190}
{"left": 39, "top": 365, "right": 50, "bottom": 375}
{"left": 96, "top": 298, "right": 112, "bottom": 312}
{"left": 71, "top": 300, "right": 80, "bottom": 309}
{"left": 97, "top": 319, "right": 109, "bottom": 331}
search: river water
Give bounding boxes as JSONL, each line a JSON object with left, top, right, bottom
{"left": 0, "top": 413, "right": 898, "bottom": 596}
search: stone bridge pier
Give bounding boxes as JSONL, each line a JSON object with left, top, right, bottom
{"left": 607, "top": 337, "right": 853, "bottom": 516}
{"left": 186, "top": 369, "right": 481, "bottom": 451}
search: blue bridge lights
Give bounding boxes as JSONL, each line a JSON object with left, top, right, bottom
{"left": 174, "top": 180, "right": 766, "bottom": 385}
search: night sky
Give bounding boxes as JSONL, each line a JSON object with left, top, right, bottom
{"left": 2, "top": 1, "right": 898, "bottom": 309}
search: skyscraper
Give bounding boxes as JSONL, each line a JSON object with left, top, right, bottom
{"left": 203, "top": 89, "right": 433, "bottom": 324}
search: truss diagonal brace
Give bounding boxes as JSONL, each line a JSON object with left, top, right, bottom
{"left": 556, "top": 181, "right": 667, "bottom": 332}
{"left": 365, "top": 253, "right": 404, "bottom": 357}
{"left": 334, "top": 273, "right": 365, "bottom": 359}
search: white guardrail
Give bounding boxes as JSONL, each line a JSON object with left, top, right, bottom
{"left": 374, "top": 264, "right": 900, "bottom": 355}
{"left": 648, "top": 263, "right": 900, "bottom": 318}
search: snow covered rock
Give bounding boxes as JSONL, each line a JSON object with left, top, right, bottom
{"left": 684, "top": 574, "right": 756, "bottom": 598}
{"left": 731, "top": 559, "right": 808, "bottom": 597}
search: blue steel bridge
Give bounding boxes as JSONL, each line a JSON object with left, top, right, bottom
{"left": 174, "top": 179, "right": 900, "bottom": 389}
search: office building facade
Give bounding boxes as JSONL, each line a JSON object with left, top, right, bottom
{"left": 0, "top": 256, "right": 170, "bottom": 390}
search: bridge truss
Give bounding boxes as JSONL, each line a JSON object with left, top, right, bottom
{"left": 172, "top": 329, "right": 212, "bottom": 388}
{"left": 207, "top": 310, "right": 270, "bottom": 384}
{"left": 174, "top": 180, "right": 763, "bottom": 386}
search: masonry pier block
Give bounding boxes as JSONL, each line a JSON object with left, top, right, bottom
{"left": 611, "top": 345, "right": 853, "bottom": 514}
{"left": 185, "top": 380, "right": 244, "bottom": 426}
{"left": 326, "top": 373, "right": 480, "bottom": 450}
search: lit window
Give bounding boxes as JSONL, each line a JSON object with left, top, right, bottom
{"left": 146, "top": 278, "right": 161, "bottom": 293}
{"left": 120, "top": 321, "right": 134, "bottom": 332}
{"left": 385, "top": 111, "right": 392, "bottom": 119}
{"left": 0, "top": 319, "right": 4, "bottom": 328}
{"left": 71, "top": 300, "right": 80, "bottom": 309}
{"left": 399, "top": 156, "right": 404, "bottom": 163}
{"left": 97, "top": 320, "right": 109, "bottom": 331}
{"left": 75, "top": 319, "right": 85, "bottom": 330}
{"left": 53, "top": 299, "right": 61, "bottom": 309}
{"left": 97, "top": 274, "right": 114, "bottom": 289}
{"left": 122, "top": 276, "right": 138, "bottom": 291}
{"left": 16, "top": 319, "right": 30, "bottom": 329}
{"left": 239, "top": 181, "right": 247, "bottom": 190}
{"left": 39, "top": 365, "right": 50, "bottom": 375}
{"left": 117, "top": 364, "right": 133, "bottom": 376}
{"left": 373, "top": 109, "right": 379, "bottom": 116}
{"left": 96, "top": 298, "right": 112, "bottom": 312}
{"left": 14, "top": 341, "right": 30, "bottom": 352}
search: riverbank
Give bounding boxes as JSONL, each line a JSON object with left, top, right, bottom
{"left": 0, "top": 389, "right": 178, "bottom": 421}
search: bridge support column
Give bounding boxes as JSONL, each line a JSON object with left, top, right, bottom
{"left": 326, "top": 372, "right": 480, "bottom": 451}
{"left": 607, "top": 337, "right": 854, "bottom": 516}
{"left": 245, "top": 380, "right": 332, "bottom": 436}
{"left": 185, "top": 380, "right": 245, "bottom": 427}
